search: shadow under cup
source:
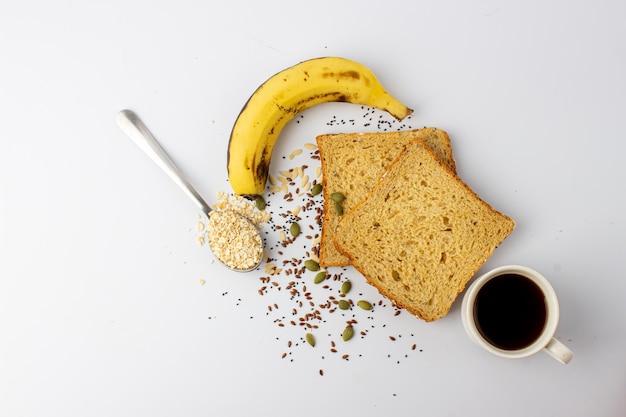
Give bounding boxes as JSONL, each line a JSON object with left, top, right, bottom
{"left": 461, "top": 265, "right": 563, "bottom": 360}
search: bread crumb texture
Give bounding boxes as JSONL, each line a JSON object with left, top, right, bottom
{"left": 333, "top": 139, "right": 514, "bottom": 322}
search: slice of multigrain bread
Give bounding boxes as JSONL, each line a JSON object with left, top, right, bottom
{"left": 316, "top": 128, "right": 456, "bottom": 267}
{"left": 333, "top": 139, "right": 515, "bottom": 322}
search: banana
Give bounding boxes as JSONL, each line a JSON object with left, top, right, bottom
{"left": 227, "top": 57, "right": 413, "bottom": 197}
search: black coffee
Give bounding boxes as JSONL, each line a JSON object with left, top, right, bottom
{"left": 474, "top": 273, "right": 547, "bottom": 350}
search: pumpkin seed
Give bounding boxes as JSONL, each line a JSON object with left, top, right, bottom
{"left": 333, "top": 201, "right": 343, "bottom": 215}
{"left": 313, "top": 271, "right": 327, "bottom": 284}
{"left": 305, "top": 259, "right": 320, "bottom": 271}
{"left": 305, "top": 333, "right": 316, "bottom": 347}
{"left": 392, "top": 270, "right": 401, "bottom": 282}
{"left": 289, "top": 222, "right": 300, "bottom": 238}
{"left": 342, "top": 326, "right": 354, "bottom": 342}
{"left": 255, "top": 196, "right": 266, "bottom": 211}
{"left": 330, "top": 192, "right": 345, "bottom": 202}
{"left": 310, "top": 183, "right": 323, "bottom": 196}
{"left": 340, "top": 280, "right": 351, "bottom": 295}
{"left": 357, "top": 300, "right": 373, "bottom": 310}
{"left": 338, "top": 299, "right": 350, "bottom": 310}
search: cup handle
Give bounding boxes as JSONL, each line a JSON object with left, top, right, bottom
{"left": 543, "top": 337, "right": 574, "bottom": 364}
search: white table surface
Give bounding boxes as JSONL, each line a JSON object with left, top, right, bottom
{"left": 1, "top": 1, "right": 625, "bottom": 416}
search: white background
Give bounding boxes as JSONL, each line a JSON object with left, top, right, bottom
{"left": 1, "top": 1, "right": 625, "bottom": 416}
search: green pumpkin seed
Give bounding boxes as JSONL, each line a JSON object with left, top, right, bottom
{"left": 333, "top": 201, "right": 343, "bottom": 215}
{"left": 340, "top": 280, "right": 351, "bottom": 295}
{"left": 255, "top": 196, "right": 266, "bottom": 211}
{"left": 313, "top": 271, "right": 327, "bottom": 284}
{"left": 310, "top": 183, "right": 323, "bottom": 196}
{"left": 338, "top": 299, "right": 350, "bottom": 310}
{"left": 330, "top": 192, "right": 345, "bottom": 203}
{"left": 305, "top": 259, "right": 320, "bottom": 272}
{"left": 305, "top": 333, "right": 316, "bottom": 347}
{"left": 357, "top": 300, "right": 373, "bottom": 310}
{"left": 289, "top": 222, "right": 300, "bottom": 238}
{"left": 342, "top": 326, "right": 354, "bottom": 342}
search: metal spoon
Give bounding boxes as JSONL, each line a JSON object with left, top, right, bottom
{"left": 116, "top": 109, "right": 263, "bottom": 272}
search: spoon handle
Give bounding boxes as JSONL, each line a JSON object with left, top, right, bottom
{"left": 117, "top": 109, "right": 212, "bottom": 216}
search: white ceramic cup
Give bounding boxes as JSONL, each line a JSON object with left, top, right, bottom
{"left": 461, "top": 265, "right": 573, "bottom": 364}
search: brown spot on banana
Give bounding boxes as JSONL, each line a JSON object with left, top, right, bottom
{"left": 255, "top": 153, "right": 270, "bottom": 193}
{"left": 292, "top": 91, "right": 350, "bottom": 109}
{"left": 321, "top": 70, "right": 360, "bottom": 80}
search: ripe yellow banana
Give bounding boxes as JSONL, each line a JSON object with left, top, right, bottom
{"left": 227, "top": 57, "right": 413, "bottom": 197}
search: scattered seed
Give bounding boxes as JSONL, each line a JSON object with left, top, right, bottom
{"left": 310, "top": 183, "right": 322, "bottom": 196}
{"left": 255, "top": 196, "right": 266, "bottom": 211}
{"left": 304, "top": 259, "right": 320, "bottom": 271}
{"left": 238, "top": 109, "right": 419, "bottom": 365}
{"left": 340, "top": 280, "right": 351, "bottom": 295}
{"left": 289, "top": 222, "right": 301, "bottom": 238}
{"left": 289, "top": 149, "right": 303, "bottom": 159}
{"left": 342, "top": 326, "right": 354, "bottom": 342}
{"left": 314, "top": 271, "right": 327, "bottom": 284}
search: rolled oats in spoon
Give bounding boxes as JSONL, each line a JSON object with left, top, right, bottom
{"left": 206, "top": 210, "right": 263, "bottom": 271}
